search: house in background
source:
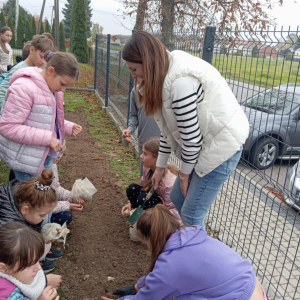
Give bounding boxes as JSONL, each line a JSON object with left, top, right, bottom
{"left": 256, "top": 45, "right": 278, "bottom": 59}
{"left": 294, "top": 48, "right": 300, "bottom": 59}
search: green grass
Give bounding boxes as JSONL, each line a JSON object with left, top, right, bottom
{"left": 64, "top": 92, "right": 140, "bottom": 188}
{"left": 0, "top": 161, "right": 10, "bottom": 185}
{"left": 207, "top": 54, "right": 299, "bottom": 88}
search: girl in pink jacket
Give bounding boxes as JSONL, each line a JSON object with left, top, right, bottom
{"left": 0, "top": 52, "right": 82, "bottom": 182}
{"left": 121, "top": 138, "right": 182, "bottom": 223}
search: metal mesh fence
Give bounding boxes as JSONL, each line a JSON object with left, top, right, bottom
{"left": 94, "top": 27, "right": 300, "bottom": 299}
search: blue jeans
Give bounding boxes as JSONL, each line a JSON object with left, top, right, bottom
{"left": 170, "top": 148, "right": 242, "bottom": 227}
{"left": 13, "top": 156, "right": 53, "bottom": 182}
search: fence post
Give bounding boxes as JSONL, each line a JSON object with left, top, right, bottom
{"left": 105, "top": 34, "right": 111, "bottom": 108}
{"left": 117, "top": 51, "right": 121, "bottom": 88}
{"left": 202, "top": 26, "right": 216, "bottom": 64}
{"left": 127, "top": 29, "right": 136, "bottom": 126}
{"left": 94, "top": 34, "right": 98, "bottom": 91}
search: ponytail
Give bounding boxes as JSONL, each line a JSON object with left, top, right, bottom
{"left": 137, "top": 204, "right": 181, "bottom": 273}
{"left": 45, "top": 52, "right": 79, "bottom": 80}
{"left": 14, "top": 169, "right": 57, "bottom": 210}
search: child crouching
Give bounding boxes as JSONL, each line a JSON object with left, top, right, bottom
{"left": 0, "top": 222, "right": 59, "bottom": 300}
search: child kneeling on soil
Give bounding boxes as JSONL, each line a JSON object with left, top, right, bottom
{"left": 102, "top": 205, "right": 268, "bottom": 300}
{"left": 51, "top": 140, "right": 86, "bottom": 226}
{"left": 121, "top": 138, "right": 181, "bottom": 223}
{"left": 0, "top": 222, "right": 60, "bottom": 300}
{"left": 0, "top": 169, "right": 64, "bottom": 276}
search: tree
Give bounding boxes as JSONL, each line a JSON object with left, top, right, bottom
{"left": 16, "top": 13, "right": 24, "bottom": 49}
{"left": 7, "top": 14, "right": 14, "bottom": 48}
{"left": 39, "top": 21, "right": 44, "bottom": 35}
{"left": 62, "top": 0, "right": 93, "bottom": 38}
{"left": 51, "top": 18, "right": 55, "bottom": 42}
{"left": 24, "top": 18, "right": 31, "bottom": 42}
{"left": 45, "top": 19, "right": 51, "bottom": 33}
{"left": 0, "top": 10, "right": 6, "bottom": 27}
{"left": 30, "top": 16, "right": 37, "bottom": 39}
{"left": 91, "top": 23, "right": 103, "bottom": 41}
{"left": 252, "top": 45, "right": 259, "bottom": 58}
{"left": 59, "top": 22, "right": 66, "bottom": 52}
{"left": 70, "top": 0, "right": 88, "bottom": 63}
{"left": 123, "top": 0, "right": 285, "bottom": 35}
{"left": 2, "top": 0, "right": 32, "bottom": 26}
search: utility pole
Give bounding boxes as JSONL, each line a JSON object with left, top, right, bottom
{"left": 15, "top": 0, "right": 19, "bottom": 42}
{"left": 54, "top": 0, "right": 60, "bottom": 49}
{"left": 37, "top": 0, "right": 47, "bottom": 34}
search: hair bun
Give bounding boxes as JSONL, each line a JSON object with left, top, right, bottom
{"left": 38, "top": 169, "right": 53, "bottom": 186}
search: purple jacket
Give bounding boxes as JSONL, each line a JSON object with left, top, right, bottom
{"left": 120, "top": 226, "right": 256, "bottom": 300}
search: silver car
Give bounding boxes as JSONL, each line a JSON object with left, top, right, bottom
{"left": 241, "top": 84, "right": 300, "bottom": 169}
{"left": 284, "top": 159, "right": 300, "bottom": 210}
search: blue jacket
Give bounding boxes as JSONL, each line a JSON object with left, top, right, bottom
{"left": 120, "top": 226, "right": 256, "bottom": 300}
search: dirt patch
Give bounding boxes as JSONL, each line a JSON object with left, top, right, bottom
{"left": 58, "top": 108, "right": 148, "bottom": 299}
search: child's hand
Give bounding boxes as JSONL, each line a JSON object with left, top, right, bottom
{"left": 121, "top": 202, "right": 132, "bottom": 216}
{"left": 78, "top": 197, "right": 86, "bottom": 204}
{"left": 72, "top": 124, "right": 82, "bottom": 137}
{"left": 70, "top": 203, "right": 83, "bottom": 211}
{"left": 38, "top": 286, "right": 59, "bottom": 300}
{"left": 50, "top": 137, "right": 62, "bottom": 152}
{"left": 101, "top": 297, "right": 114, "bottom": 300}
{"left": 122, "top": 129, "right": 132, "bottom": 138}
{"left": 46, "top": 274, "right": 62, "bottom": 288}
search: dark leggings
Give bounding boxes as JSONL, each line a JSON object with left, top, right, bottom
{"left": 126, "top": 183, "right": 163, "bottom": 210}
{"left": 51, "top": 211, "right": 73, "bottom": 226}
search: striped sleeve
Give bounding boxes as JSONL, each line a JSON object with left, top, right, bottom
{"left": 156, "top": 134, "right": 172, "bottom": 169}
{"left": 171, "top": 76, "right": 203, "bottom": 175}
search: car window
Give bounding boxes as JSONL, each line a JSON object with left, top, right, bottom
{"left": 244, "top": 89, "right": 300, "bottom": 115}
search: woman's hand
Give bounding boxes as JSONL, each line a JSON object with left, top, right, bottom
{"left": 72, "top": 124, "right": 82, "bottom": 137}
{"left": 50, "top": 137, "right": 62, "bottom": 152}
{"left": 152, "top": 167, "right": 164, "bottom": 190}
{"left": 37, "top": 287, "right": 59, "bottom": 300}
{"left": 70, "top": 203, "right": 83, "bottom": 211}
{"left": 101, "top": 297, "right": 113, "bottom": 300}
{"left": 121, "top": 202, "right": 132, "bottom": 215}
{"left": 179, "top": 171, "right": 190, "bottom": 198}
{"left": 122, "top": 129, "right": 132, "bottom": 138}
{"left": 46, "top": 274, "right": 62, "bottom": 288}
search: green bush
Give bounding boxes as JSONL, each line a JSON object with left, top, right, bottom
{"left": 59, "top": 21, "right": 66, "bottom": 52}
{"left": 70, "top": 0, "right": 88, "bottom": 63}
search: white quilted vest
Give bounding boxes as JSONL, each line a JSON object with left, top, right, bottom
{"left": 154, "top": 50, "right": 249, "bottom": 177}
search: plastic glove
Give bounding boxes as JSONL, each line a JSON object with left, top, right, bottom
{"left": 113, "top": 285, "right": 136, "bottom": 296}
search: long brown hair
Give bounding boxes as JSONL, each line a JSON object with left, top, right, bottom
{"left": 0, "top": 222, "right": 44, "bottom": 272}
{"left": 142, "top": 138, "right": 178, "bottom": 192}
{"left": 122, "top": 31, "right": 169, "bottom": 116}
{"left": 0, "top": 26, "right": 12, "bottom": 54}
{"left": 45, "top": 52, "right": 80, "bottom": 80}
{"left": 14, "top": 169, "right": 57, "bottom": 210}
{"left": 137, "top": 204, "right": 182, "bottom": 273}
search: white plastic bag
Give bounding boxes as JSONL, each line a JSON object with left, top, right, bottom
{"left": 41, "top": 222, "right": 70, "bottom": 245}
{"left": 71, "top": 177, "right": 97, "bottom": 202}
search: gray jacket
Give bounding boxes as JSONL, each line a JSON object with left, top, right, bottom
{"left": 127, "top": 88, "right": 160, "bottom": 146}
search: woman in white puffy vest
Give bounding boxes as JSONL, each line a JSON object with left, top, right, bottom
{"left": 122, "top": 31, "right": 249, "bottom": 227}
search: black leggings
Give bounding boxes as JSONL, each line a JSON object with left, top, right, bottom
{"left": 126, "top": 183, "right": 163, "bottom": 210}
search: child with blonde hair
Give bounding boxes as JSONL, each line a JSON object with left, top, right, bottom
{"left": 0, "top": 169, "right": 64, "bottom": 275}
{"left": 0, "top": 52, "right": 82, "bottom": 182}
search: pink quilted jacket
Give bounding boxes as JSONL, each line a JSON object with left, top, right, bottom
{"left": 0, "top": 67, "right": 74, "bottom": 175}
{"left": 141, "top": 166, "right": 182, "bottom": 224}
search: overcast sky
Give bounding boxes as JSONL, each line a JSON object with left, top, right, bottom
{"left": 14, "top": 0, "right": 300, "bottom": 35}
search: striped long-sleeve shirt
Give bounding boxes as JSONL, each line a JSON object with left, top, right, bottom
{"left": 156, "top": 76, "right": 204, "bottom": 175}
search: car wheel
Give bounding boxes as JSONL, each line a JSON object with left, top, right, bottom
{"left": 249, "top": 137, "right": 279, "bottom": 170}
